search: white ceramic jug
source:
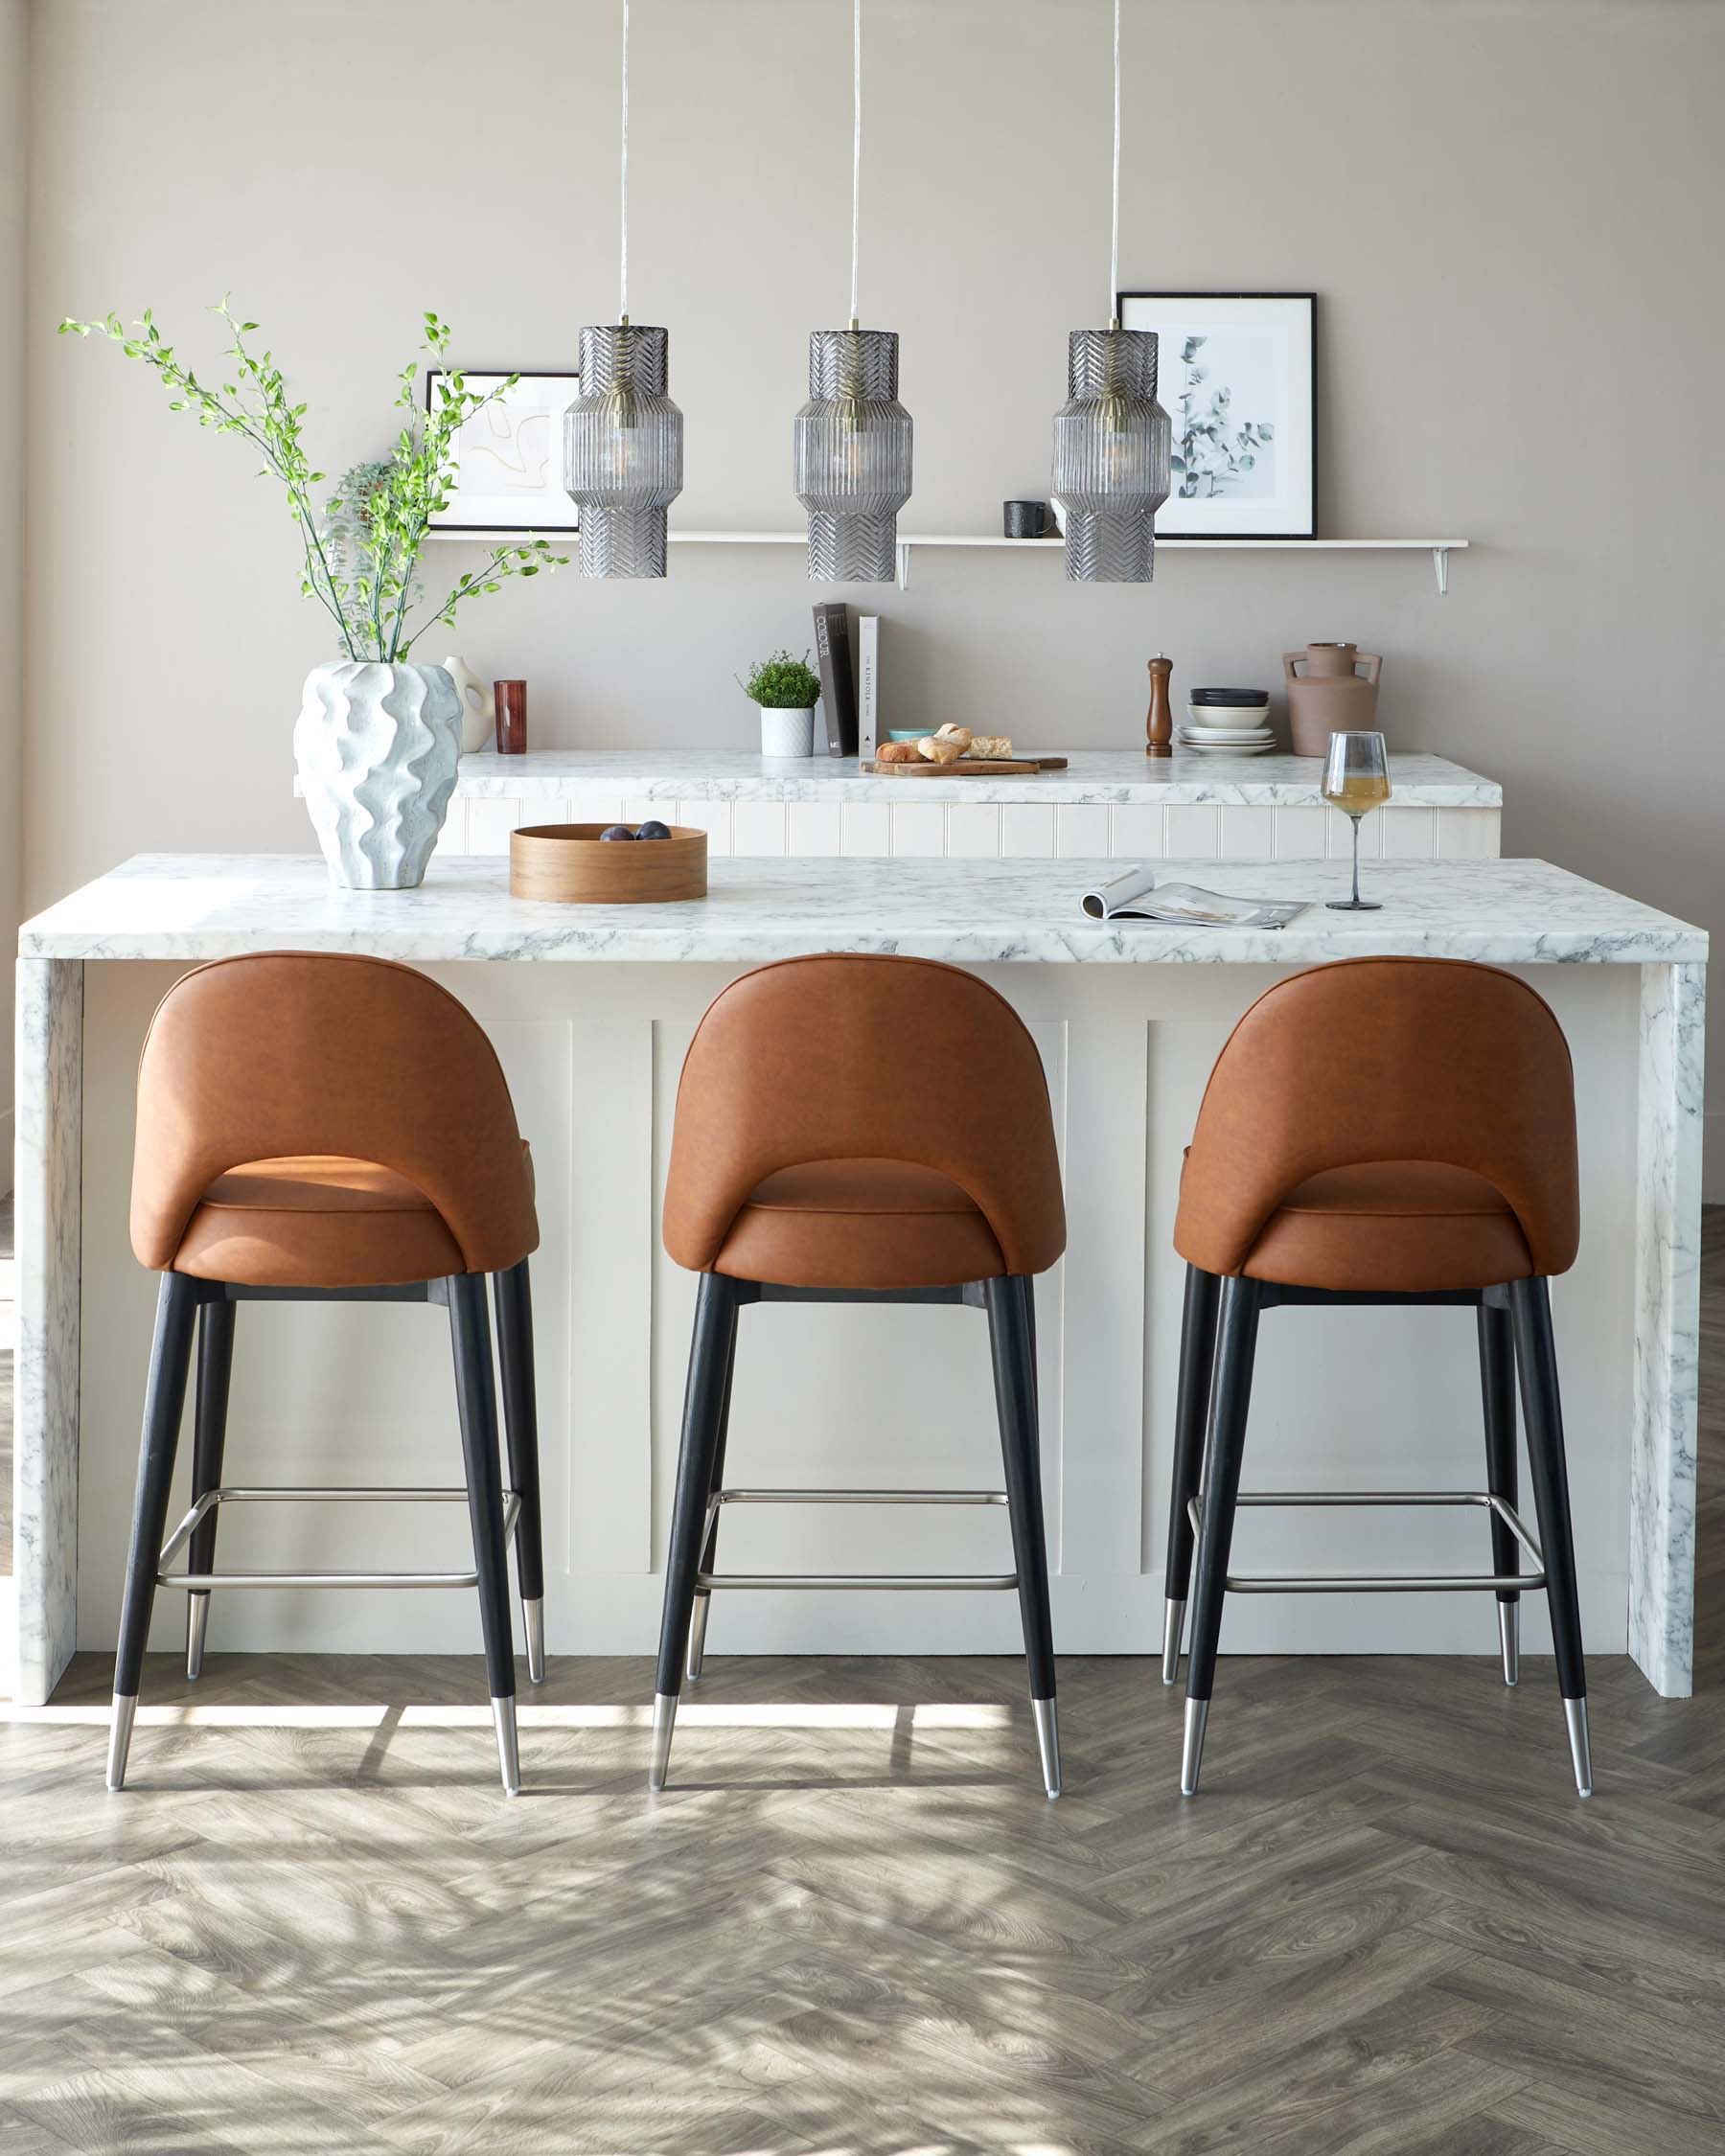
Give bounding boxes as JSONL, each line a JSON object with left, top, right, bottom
{"left": 443, "top": 654, "right": 496, "bottom": 754}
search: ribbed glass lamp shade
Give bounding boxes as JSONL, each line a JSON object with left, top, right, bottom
{"left": 794, "top": 328, "right": 913, "bottom": 584}
{"left": 1051, "top": 328, "right": 1170, "bottom": 583}
{"left": 564, "top": 324, "right": 684, "bottom": 579}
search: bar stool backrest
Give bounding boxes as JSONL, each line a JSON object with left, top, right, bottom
{"left": 130, "top": 952, "right": 536, "bottom": 1275}
{"left": 662, "top": 953, "right": 1066, "bottom": 1276}
{"left": 1176, "top": 956, "right": 1578, "bottom": 1278}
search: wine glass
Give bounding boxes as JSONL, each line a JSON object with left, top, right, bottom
{"left": 1321, "top": 731, "right": 1392, "bottom": 911}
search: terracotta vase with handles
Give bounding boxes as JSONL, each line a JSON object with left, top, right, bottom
{"left": 1283, "top": 642, "right": 1382, "bottom": 757}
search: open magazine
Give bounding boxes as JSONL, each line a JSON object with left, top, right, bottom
{"left": 1081, "top": 864, "right": 1307, "bottom": 929}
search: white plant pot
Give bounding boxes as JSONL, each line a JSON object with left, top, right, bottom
{"left": 294, "top": 661, "right": 462, "bottom": 889}
{"left": 443, "top": 654, "right": 496, "bottom": 753}
{"left": 759, "top": 704, "right": 816, "bottom": 757}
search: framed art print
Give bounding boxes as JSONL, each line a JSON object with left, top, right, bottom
{"left": 426, "top": 370, "right": 581, "bottom": 534}
{"left": 1116, "top": 292, "right": 1315, "bottom": 538}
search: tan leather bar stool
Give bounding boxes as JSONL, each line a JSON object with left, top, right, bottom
{"left": 1162, "top": 957, "right": 1593, "bottom": 1799}
{"left": 108, "top": 953, "right": 544, "bottom": 1795}
{"left": 652, "top": 954, "right": 1068, "bottom": 1796}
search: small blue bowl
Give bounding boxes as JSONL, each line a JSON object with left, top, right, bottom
{"left": 886, "top": 728, "right": 927, "bottom": 744}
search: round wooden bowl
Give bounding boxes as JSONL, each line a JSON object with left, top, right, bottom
{"left": 510, "top": 822, "right": 708, "bottom": 905}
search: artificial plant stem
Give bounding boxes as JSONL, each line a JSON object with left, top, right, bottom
{"left": 401, "top": 544, "right": 513, "bottom": 655}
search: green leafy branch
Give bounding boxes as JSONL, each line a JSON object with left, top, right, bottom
{"left": 58, "top": 302, "right": 569, "bottom": 662}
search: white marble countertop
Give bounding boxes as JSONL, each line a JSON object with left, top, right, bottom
{"left": 19, "top": 853, "right": 1703, "bottom": 967}
{"left": 433, "top": 745, "right": 1503, "bottom": 808}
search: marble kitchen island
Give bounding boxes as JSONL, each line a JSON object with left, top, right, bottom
{"left": 12, "top": 852, "right": 1703, "bottom": 1712}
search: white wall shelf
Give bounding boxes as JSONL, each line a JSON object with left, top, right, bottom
{"left": 427, "top": 527, "right": 1471, "bottom": 595}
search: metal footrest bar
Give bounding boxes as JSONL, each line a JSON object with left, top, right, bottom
{"left": 697, "top": 1571, "right": 1019, "bottom": 1591}
{"left": 711, "top": 1487, "right": 1010, "bottom": 1505}
{"left": 697, "top": 1486, "right": 1016, "bottom": 1594}
{"left": 156, "top": 1485, "right": 522, "bottom": 1591}
{"left": 1186, "top": 1488, "right": 1546, "bottom": 1594}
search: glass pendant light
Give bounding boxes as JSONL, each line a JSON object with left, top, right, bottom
{"left": 794, "top": 0, "right": 912, "bottom": 583}
{"left": 1051, "top": 0, "right": 1169, "bottom": 583}
{"left": 565, "top": 0, "right": 683, "bottom": 578}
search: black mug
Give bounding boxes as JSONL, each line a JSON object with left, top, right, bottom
{"left": 1003, "top": 499, "right": 1049, "bottom": 539}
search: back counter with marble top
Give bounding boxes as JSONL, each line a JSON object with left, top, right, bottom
{"left": 12, "top": 847, "right": 1701, "bottom": 1720}
{"left": 413, "top": 745, "right": 1505, "bottom": 860}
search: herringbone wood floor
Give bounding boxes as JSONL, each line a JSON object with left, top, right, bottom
{"left": 1, "top": 1215, "right": 1721, "bottom": 2153}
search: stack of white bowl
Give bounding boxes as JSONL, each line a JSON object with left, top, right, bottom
{"left": 1181, "top": 686, "right": 1276, "bottom": 755}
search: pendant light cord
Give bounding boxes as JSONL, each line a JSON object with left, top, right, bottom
{"left": 1109, "top": 0, "right": 1121, "bottom": 328}
{"left": 849, "top": 0, "right": 862, "bottom": 328}
{"left": 619, "top": 0, "right": 631, "bottom": 322}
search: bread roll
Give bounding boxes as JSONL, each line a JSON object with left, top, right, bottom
{"left": 876, "top": 741, "right": 919, "bottom": 763}
{"left": 916, "top": 734, "right": 964, "bottom": 764}
{"left": 934, "top": 724, "right": 974, "bottom": 749}
{"left": 965, "top": 734, "right": 1014, "bottom": 761}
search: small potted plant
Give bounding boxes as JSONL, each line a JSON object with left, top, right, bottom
{"left": 740, "top": 649, "right": 822, "bottom": 757}
{"left": 59, "top": 302, "right": 567, "bottom": 889}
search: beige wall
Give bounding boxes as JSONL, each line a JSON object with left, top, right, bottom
{"left": 19, "top": 0, "right": 1725, "bottom": 1184}
{"left": 1, "top": 0, "right": 23, "bottom": 1173}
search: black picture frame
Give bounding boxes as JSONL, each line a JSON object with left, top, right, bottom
{"left": 1114, "top": 291, "right": 1317, "bottom": 539}
{"left": 424, "top": 368, "right": 582, "bottom": 536}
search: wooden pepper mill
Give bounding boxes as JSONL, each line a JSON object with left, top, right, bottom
{"left": 1145, "top": 654, "right": 1173, "bottom": 758}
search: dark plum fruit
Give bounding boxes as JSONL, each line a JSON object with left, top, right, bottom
{"left": 598, "top": 824, "right": 636, "bottom": 842}
{"left": 635, "top": 818, "right": 672, "bottom": 841}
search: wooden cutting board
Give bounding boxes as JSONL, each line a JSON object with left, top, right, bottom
{"left": 863, "top": 755, "right": 1070, "bottom": 776}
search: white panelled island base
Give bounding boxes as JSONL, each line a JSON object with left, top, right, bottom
{"left": 12, "top": 851, "right": 1702, "bottom": 1709}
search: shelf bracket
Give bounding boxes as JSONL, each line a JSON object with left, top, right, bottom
{"left": 1433, "top": 545, "right": 1450, "bottom": 597}
{"left": 897, "top": 539, "right": 911, "bottom": 591}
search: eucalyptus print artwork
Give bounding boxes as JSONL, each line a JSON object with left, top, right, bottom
{"left": 1171, "top": 334, "right": 1276, "bottom": 502}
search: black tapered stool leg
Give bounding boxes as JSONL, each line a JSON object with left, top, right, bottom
{"left": 108, "top": 1273, "right": 200, "bottom": 1789}
{"left": 184, "top": 1297, "right": 235, "bottom": 1682}
{"left": 685, "top": 1308, "right": 738, "bottom": 1685}
{"left": 448, "top": 1273, "right": 520, "bottom": 1795}
{"left": 493, "top": 1259, "right": 547, "bottom": 1685}
{"left": 987, "top": 1273, "right": 1061, "bottom": 1798}
{"left": 1162, "top": 1264, "right": 1222, "bottom": 1685}
{"left": 1477, "top": 1300, "right": 1521, "bottom": 1687}
{"left": 1509, "top": 1276, "right": 1592, "bottom": 1798}
{"left": 652, "top": 1274, "right": 742, "bottom": 1789}
{"left": 1182, "top": 1275, "right": 1261, "bottom": 1796}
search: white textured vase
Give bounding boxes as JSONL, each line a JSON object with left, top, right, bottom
{"left": 759, "top": 704, "right": 816, "bottom": 757}
{"left": 294, "top": 661, "right": 462, "bottom": 889}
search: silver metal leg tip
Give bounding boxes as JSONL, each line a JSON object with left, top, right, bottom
{"left": 185, "top": 1594, "right": 210, "bottom": 1682}
{"left": 1161, "top": 1597, "right": 1186, "bottom": 1686}
{"left": 648, "top": 1691, "right": 678, "bottom": 1793}
{"left": 1180, "top": 1696, "right": 1209, "bottom": 1798}
{"left": 685, "top": 1594, "right": 711, "bottom": 1685}
{"left": 1031, "top": 1696, "right": 1062, "bottom": 1799}
{"left": 105, "top": 1695, "right": 138, "bottom": 1792}
{"left": 521, "top": 1597, "right": 546, "bottom": 1686}
{"left": 1498, "top": 1600, "right": 1520, "bottom": 1687}
{"left": 491, "top": 1696, "right": 521, "bottom": 1797}
{"left": 1564, "top": 1696, "right": 1593, "bottom": 1799}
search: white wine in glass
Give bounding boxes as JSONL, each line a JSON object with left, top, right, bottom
{"left": 1322, "top": 731, "right": 1391, "bottom": 910}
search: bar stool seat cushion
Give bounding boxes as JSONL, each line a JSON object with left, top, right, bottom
{"left": 1238, "top": 1159, "right": 1533, "bottom": 1293}
{"left": 131, "top": 952, "right": 540, "bottom": 1284}
{"left": 663, "top": 954, "right": 1066, "bottom": 1285}
{"left": 170, "top": 1145, "right": 535, "bottom": 1290}
{"left": 1173, "top": 958, "right": 1579, "bottom": 1288}
{"left": 712, "top": 1158, "right": 1006, "bottom": 1291}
